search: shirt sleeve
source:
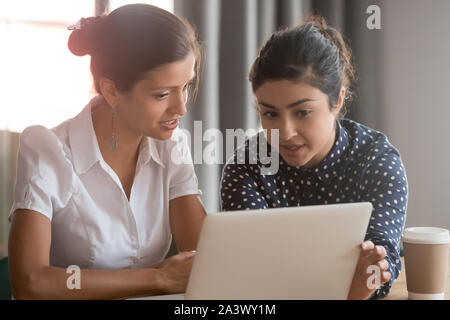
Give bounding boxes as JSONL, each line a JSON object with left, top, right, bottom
{"left": 220, "top": 151, "right": 268, "bottom": 211}
{"left": 359, "top": 150, "right": 408, "bottom": 299}
{"left": 9, "top": 125, "right": 74, "bottom": 222}
{"left": 166, "top": 129, "right": 201, "bottom": 201}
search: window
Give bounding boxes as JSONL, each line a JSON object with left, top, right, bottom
{"left": 0, "top": 1, "right": 95, "bottom": 132}
{"left": 0, "top": 0, "right": 173, "bottom": 133}
{"left": 109, "top": 0, "right": 173, "bottom": 13}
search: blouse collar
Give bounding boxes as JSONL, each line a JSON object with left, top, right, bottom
{"left": 69, "top": 96, "right": 164, "bottom": 175}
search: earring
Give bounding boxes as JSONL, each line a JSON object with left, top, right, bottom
{"left": 110, "top": 107, "right": 118, "bottom": 150}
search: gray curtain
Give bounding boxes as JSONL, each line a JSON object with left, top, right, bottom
{"left": 174, "top": 0, "right": 311, "bottom": 213}
{"left": 0, "top": 1, "right": 381, "bottom": 256}
{"left": 312, "top": 0, "right": 382, "bottom": 130}
{"left": 174, "top": 0, "right": 381, "bottom": 213}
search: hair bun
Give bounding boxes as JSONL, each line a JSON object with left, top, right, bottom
{"left": 303, "top": 15, "right": 355, "bottom": 87}
{"left": 304, "top": 15, "right": 336, "bottom": 47}
{"left": 67, "top": 16, "right": 103, "bottom": 56}
{"left": 303, "top": 15, "right": 328, "bottom": 31}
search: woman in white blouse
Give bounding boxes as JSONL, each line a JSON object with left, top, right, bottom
{"left": 8, "top": 4, "right": 206, "bottom": 299}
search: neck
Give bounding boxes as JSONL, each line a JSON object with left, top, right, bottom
{"left": 91, "top": 97, "right": 142, "bottom": 166}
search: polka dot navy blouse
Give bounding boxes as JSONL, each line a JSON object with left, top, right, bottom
{"left": 220, "top": 119, "right": 408, "bottom": 299}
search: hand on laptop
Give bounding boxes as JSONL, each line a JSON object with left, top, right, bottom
{"left": 151, "top": 250, "right": 197, "bottom": 295}
{"left": 347, "top": 240, "right": 391, "bottom": 300}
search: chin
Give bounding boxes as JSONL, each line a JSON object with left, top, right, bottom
{"left": 145, "top": 129, "right": 174, "bottom": 141}
{"left": 281, "top": 153, "right": 313, "bottom": 168}
{"left": 158, "top": 133, "right": 175, "bottom": 141}
{"left": 283, "top": 158, "right": 306, "bottom": 167}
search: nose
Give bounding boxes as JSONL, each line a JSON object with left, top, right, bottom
{"left": 279, "top": 117, "right": 298, "bottom": 141}
{"left": 169, "top": 91, "right": 188, "bottom": 117}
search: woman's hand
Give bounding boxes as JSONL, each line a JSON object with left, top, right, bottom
{"left": 347, "top": 240, "right": 391, "bottom": 300}
{"left": 151, "top": 250, "right": 197, "bottom": 294}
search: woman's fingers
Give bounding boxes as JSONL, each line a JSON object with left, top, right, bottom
{"left": 151, "top": 250, "right": 196, "bottom": 269}
{"left": 362, "top": 243, "right": 391, "bottom": 281}
{"left": 371, "top": 259, "right": 390, "bottom": 285}
{"left": 382, "top": 271, "right": 391, "bottom": 284}
{"left": 361, "top": 240, "right": 375, "bottom": 256}
{"left": 169, "top": 250, "right": 197, "bottom": 262}
{"left": 362, "top": 242, "right": 387, "bottom": 265}
{"left": 356, "top": 242, "right": 392, "bottom": 292}
{"left": 361, "top": 242, "right": 387, "bottom": 258}
{"left": 178, "top": 250, "right": 197, "bottom": 259}
{"left": 374, "top": 245, "right": 387, "bottom": 259}
{"left": 361, "top": 240, "right": 374, "bottom": 251}
{"left": 376, "top": 259, "right": 389, "bottom": 272}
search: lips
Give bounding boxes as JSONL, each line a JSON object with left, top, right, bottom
{"left": 160, "top": 118, "right": 179, "bottom": 130}
{"left": 280, "top": 143, "right": 305, "bottom": 156}
{"left": 282, "top": 144, "right": 303, "bottom": 150}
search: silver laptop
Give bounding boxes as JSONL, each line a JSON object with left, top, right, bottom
{"left": 132, "top": 202, "right": 372, "bottom": 300}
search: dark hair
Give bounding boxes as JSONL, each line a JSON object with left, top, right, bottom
{"left": 68, "top": 4, "right": 202, "bottom": 98}
{"left": 249, "top": 15, "right": 355, "bottom": 115}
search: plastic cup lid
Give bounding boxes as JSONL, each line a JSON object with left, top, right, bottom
{"left": 402, "top": 227, "right": 450, "bottom": 245}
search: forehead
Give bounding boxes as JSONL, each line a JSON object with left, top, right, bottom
{"left": 136, "top": 54, "right": 196, "bottom": 89}
{"left": 255, "top": 80, "right": 328, "bottom": 105}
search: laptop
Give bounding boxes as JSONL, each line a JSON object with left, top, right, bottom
{"left": 132, "top": 202, "right": 372, "bottom": 300}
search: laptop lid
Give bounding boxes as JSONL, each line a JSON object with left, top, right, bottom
{"left": 185, "top": 202, "right": 372, "bottom": 300}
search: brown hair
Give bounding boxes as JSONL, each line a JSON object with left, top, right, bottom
{"left": 249, "top": 15, "right": 355, "bottom": 115}
{"left": 68, "top": 4, "right": 202, "bottom": 99}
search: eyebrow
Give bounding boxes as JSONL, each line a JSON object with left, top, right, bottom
{"left": 148, "top": 73, "right": 196, "bottom": 90}
{"left": 259, "top": 98, "right": 315, "bottom": 109}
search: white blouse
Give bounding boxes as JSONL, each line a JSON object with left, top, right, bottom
{"left": 9, "top": 96, "right": 201, "bottom": 270}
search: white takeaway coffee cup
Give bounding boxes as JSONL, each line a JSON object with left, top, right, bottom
{"left": 402, "top": 227, "right": 450, "bottom": 300}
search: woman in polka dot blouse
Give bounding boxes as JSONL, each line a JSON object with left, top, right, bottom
{"left": 220, "top": 16, "right": 408, "bottom": 300}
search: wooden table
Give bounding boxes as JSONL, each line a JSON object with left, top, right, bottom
{"left": 382, "top": 257, "right": 450, "bottom": 300}
{"left": 130, "top": 257, "right": 450, "bottom": 300}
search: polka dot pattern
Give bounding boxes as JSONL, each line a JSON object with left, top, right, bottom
{"left": 220, "top": 119, "right": 408, "bottom": 299}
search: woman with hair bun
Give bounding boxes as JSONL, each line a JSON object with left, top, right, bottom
{"left": 8, "top": 4, "right": 206, "bottom": 299}
{"left": 221, "top": 16, "right": 408, "bottom": 300}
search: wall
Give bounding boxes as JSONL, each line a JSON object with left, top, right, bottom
{"left": 380, "top": 0, "right": 450, "bottom": 229}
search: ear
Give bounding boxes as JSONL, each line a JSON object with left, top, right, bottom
{"left": 333, "top": 87, "right": 346, "bottom": 117}
{"left": 98, "top": 78, "right": 119, "bottom": 109}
